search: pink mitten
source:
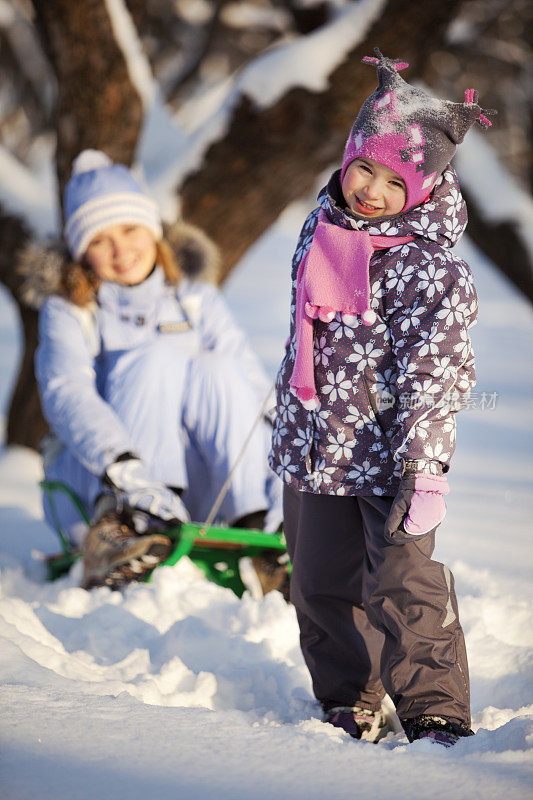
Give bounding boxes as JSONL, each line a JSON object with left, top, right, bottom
{"left": 403, "top": 474, "right": 450, "bottom": 535}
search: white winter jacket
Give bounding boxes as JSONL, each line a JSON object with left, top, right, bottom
{"left": 35, "top": 267, "right": 270, "bottom": 477}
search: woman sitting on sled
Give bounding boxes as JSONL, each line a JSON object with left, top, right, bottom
{"left": 35, "top": 150, "right": 283, "bottom": 590}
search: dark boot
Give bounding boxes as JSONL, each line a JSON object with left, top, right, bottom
{"left": 402, "top": 715, "right": 474, "bottom": 747}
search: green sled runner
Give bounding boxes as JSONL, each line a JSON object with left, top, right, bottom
{"left": 40, "top": 480, "right": 290, "bottom": 599}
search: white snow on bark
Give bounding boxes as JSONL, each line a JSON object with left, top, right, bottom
{"left": 103, "top": 0, "right": 189, "bottom": 221}
{"left": 0, "top": 2, "right": 53, "bottom": 102}
{"left": 235, "top": 0, "right": 385, "bottom": 109}
{"left": 454, "top": 129, "right": 533, "bottom": 274}
{"left": 221, "top": 2, "right": 290, "bottom": 30}
{"left": 0, "top": 144, "right": 59, "bottom": 236}
{"left": 176, "top": 0, "right": 212, "bottom": 25}
{"left": 104, "top": 0, "right": 156, "bottom": 107}
{"left": 157, "top": 0, "right": 384, "bottom": 195}
{"left": 0, "top": 0, "right": 15, "bottom": 26}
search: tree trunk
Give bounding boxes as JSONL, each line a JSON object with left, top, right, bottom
{"left": 180, "top": 0, "right": 464, "bottom": 282}
{"left": 4, "top": 0, "right": 144, "bottom": 450}
{"left": 460, "top": 188, "right": 533, "bottom": 302}
{"left": 6, "top": 306, "right": 49, "bottom": 448}
{"left": 32, "top": 0, "right": 143, "bottom": 199}
{"left": 0, "top": 208, "right": 45, "bottom": 448}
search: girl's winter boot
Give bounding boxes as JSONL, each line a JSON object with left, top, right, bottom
{"left": 402, "top": 715, "right": 474, "bottom": 747}
{"left": 324, "top": 706, "right": 388, "bottom": 743}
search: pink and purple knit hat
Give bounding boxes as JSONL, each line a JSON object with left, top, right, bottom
{"left": 342, "top": 49, "right": 495, "bottom": 210}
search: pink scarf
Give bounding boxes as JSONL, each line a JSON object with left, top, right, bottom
{"left": 290, "top": 211, "right": 414, "bottom": 410}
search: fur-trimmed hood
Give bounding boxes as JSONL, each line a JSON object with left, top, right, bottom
{"left": 16, "top": 219, "right": 220, "bottom": 310}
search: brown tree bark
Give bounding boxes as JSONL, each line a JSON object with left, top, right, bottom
{"left": 0, "top": 209, "right": 47, "bottom": 448}
{"left": 3, "top": 0, "right": 143, "bottom": 449}
{"left": 275, "top": 0, "right": 329, "bottom": 35}
{"left": 32, "top": 0, "right": 143, "bottom": 199}
{"left": 180, "top": 0, "right": 464, "bottom": 283}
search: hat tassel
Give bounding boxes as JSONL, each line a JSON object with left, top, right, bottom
{"left": 362, "top": 47, "right": 409, "bottom": 72}
{"left": 464, "top": 89, "right": 496, "bottom": 128}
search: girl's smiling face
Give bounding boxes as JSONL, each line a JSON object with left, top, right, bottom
{"left": 84, "top": 224, "right": 157, "bottom": 285}
{"left": 341, "top": 158, "right": 406, "bottom": 218}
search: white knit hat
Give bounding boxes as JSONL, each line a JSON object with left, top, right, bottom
{"left": 64, "top": 150, "right": 163, "bottom": 260}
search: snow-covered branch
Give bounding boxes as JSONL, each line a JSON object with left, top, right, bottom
{"left": 0, "top": 144, "right": 59, "bottom": 237}
{"left": 159, "top": 0, "right": 385, "bottom": 196}
{"left": 104, "top": 0, "right": 157, "bottom": 108}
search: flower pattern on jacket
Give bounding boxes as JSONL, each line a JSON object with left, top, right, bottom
{"left": 269, "top": 166, "right": 478, "bottom": 496}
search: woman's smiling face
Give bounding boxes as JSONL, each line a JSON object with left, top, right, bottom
{"left": 84, "top": 224, "right": 157, "bottom": 285}
{"left": 341, "top": 158, "right": 406, "bottom": 218}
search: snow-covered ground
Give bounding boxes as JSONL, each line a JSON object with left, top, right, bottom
{"left": 1, "top": 208, "right": 532, "bottom": 799}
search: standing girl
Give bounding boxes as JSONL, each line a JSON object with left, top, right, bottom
{"left": 270, "top": 50, "right": 492, "bottom": 746}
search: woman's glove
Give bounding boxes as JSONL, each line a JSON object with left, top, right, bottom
{"left": 105, "top": 456, "right": 190, "bottom": 525}
{"left": 385, "top": 473, "right": 449, "bottom": 540}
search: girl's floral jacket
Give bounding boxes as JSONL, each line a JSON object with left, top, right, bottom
{"left": 269, "top": 166, "right": 478, "bottom": 497}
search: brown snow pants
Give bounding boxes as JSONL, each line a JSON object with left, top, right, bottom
{"left": 283, "top": 485, "right": 471, "bottom": 726}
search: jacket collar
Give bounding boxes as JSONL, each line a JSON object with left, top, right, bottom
{"left": 97, "top": 264, "right": 167, "bottom": 312}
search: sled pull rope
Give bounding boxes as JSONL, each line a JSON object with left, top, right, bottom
{"left": 203, "top": 385, "right": 275, "bottom": 528}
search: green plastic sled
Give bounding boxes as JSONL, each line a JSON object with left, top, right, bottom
{"left": 40, "top": 480, "right": 289, "bottom": 598}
